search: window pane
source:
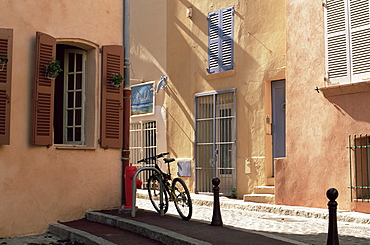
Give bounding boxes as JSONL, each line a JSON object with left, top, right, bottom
{"left": 75, "top": 127, "right": 81, "bottom": 141}
{"left": 76, "top": 74, "right": 82, "bottom": 89}
{"left": 68, "top": 74, "right": 74, "bottom": 90}
{"left": 76, "top": 54, "right": 82, "bottom": 72}
{"left": 67, "top": 110, "right": 73, "bottom": 126}
{"left": 75, "top": 109, "right": 81, "bottom": 125}
{"left": 67, "top": 92, "right": 74, "bottom": 108}
{"left": 68, "top": 53, "right": 74, "bottom": 72}
{"left": 67, "top": 128, "right": 73, "bottom": 141}
{"left": 62, "top": 49, "right": 86, "bottom": 145}
{"left": 76, "top": 91, "right": 82, "bottom": 107}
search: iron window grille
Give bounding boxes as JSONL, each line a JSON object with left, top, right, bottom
{"left": 348, "top": 134, "right": 370, "bottom": 202}
{"left": 130, "top": 121, "right": 157, "bottom": 188}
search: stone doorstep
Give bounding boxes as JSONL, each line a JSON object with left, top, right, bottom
{"left": 243, "top": 193, "right": 276, "bottom": 204}
{"left": 243, "top": 186, "right": 276, "bottom": 204}
{"left": 253, "top": 186, "right": 275, "bottom": 194}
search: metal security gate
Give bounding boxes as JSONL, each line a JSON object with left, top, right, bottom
{"left": 195, "top": 89, "right": 236, "bottom": 196}
{"left": 130, "top": 121, "right": 157, "bottom": 188}
{"left": 349, "top": 135, "right": 370, "bottom": 202}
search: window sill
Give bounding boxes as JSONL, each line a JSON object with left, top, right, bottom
{"left": 206, "top": 70, "right": 235, "bottom": 80}
{"left": 54, "top": 144, "right": 97, "bottom": 150}
{"left": 319, "top": 81, "right": 370, "bottom": 97}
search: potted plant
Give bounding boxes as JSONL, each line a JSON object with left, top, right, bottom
{"left": 0, "top": 55, "right": 8, "bottom": 71}
{"left": 111, "top": 73, "right": 124, "bottom": 88}
{"left": 45, "top": 57, "right": 63, "bottom": 79}
{"left": 231, "top": 186, "right": 237, "bottom": 198}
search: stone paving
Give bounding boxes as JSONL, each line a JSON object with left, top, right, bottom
{"left": 1, "top": 193, "right": 370, "bottom": 245}
{"left": 135, "top": 197, "right": 370, "bottom": 245}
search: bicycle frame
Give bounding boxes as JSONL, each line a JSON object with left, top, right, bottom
{"left": 147, "top": 160, "right": 177, "bottom": 201}
{"left": 138, "top": 152, "right": 193, "bottom": 220}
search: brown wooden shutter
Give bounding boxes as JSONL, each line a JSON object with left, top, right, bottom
{"left": 101, "top": 45, "right": 124, "bottom": 149}
{"left": 0, "top": 29, "right": 13, "bottom": 145}
{"left": 31, "top": 32, "right": 56, "bottom": 146}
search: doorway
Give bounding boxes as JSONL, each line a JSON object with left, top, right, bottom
{"left": 271, "top": 80, "right": 286, "bottom": 176}
{"left": 194, "top": 89, "right": 236, "bottom": 196}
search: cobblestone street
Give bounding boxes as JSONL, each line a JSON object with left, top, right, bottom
{"left": 1, "top": 195, "right": 370, "bottom": 245}
{"left": 136, "top": 198, "right": 370, "bottom": 245}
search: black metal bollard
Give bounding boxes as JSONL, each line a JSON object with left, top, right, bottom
{"left": 211, "top": 177, "right": 223, "bottom": 226}
{"left": 326, "top": 188, "right": 339, "bottom": 245}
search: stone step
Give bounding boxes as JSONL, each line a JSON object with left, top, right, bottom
{"left": 50, "top": 211, "right": 212, "bottom": 245}
{"left": 49, "top": 222, "right": 116, "bottom": 245}
{"left": 50, "top": 218, "right": 165, "bottom": 245}
{"left": 243, "top": 194, "right": 275, "bottom": 204}
{"left": 253, "top": 185, "right": 275, "bottom": 195}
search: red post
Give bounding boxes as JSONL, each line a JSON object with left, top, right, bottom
{"left": 124, "top": 164, "right": 138, "bottom": 209}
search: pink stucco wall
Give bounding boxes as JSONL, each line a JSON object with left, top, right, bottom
{"left": 276, "top": 0, "right": 370, "bottom": 213}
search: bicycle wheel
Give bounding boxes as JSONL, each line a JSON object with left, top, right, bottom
{"left": 147, "top": 175, "right": 169, "bottom": 214}
{"left": 172, "top": 178, "right": 192, "bottom": 221}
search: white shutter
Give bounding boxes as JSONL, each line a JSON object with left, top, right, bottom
{"left": 349, "top": 0, "right": 370, "bottom": 82}
{"left": 326, "top": 0, "right": 351, "bottom": 84}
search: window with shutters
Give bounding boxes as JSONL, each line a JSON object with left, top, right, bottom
{"left": 325, "top": 0, "right": 370, "bottom": 84}
{"left": 207, "top": 6, "right": 234, "bottom": 74}
{"left": 54, "top": 46, "right": 87, "bottom": 145}
{"left": 0, "top": 29, "right": 12, "bottom": 145}
{"left": 32, "top": 32, "right": 124, "bottom": 149}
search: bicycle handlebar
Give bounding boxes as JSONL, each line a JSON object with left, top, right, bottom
{"left": 137, "top": 152, "right": 169, "bottom": 163}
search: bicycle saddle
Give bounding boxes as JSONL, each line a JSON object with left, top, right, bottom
{"left": 163, "top": 158, "right": 175, "bottom": 163}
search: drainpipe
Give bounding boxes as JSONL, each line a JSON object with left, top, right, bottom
{"left": 121, "top": 0, "right": 131, "bottom": 207}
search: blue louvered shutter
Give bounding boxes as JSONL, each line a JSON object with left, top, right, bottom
{"left": 208, "top": 6, "right": 234, "bottom": 74}
{"left": 221, "top": 7, "right": 234, "bottom": 72}
{"left": 208, "top": 10, "right": 220, "bottom": 74}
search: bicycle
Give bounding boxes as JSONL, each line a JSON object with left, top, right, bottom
{"left": 138, "top": 152, "right": 193, "bottom": 221}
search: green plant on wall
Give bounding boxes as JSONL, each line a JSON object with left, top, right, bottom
{"left": 0, "top": 55, "right": 8, "bottom": 71}
{"left": 45, "top": 57, "right": 63, "bottom": 79}
{"left": 231, "top": 186, "right": 237, "bottom": 198}
{"left": 111, "top": 73, "right": 124, "bottom": 88}
{"left": 0, "top": 55, "right": 8, "bottom": 64}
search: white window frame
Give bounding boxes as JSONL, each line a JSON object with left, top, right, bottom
{"left": 63, "top": 49, "right": 86, "bottom": 145}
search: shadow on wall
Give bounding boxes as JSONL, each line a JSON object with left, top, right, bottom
{"left": 325, "top": 90, "right": 370, "bottom": 123}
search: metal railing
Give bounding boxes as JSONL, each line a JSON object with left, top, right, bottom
{"left": 348, "top": 135, "right": 370, "bottom": 202}
{"left": 131, "top": 167, "right": 164, "bottom": 217}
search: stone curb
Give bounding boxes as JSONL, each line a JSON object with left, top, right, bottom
{"left": 135, "top": 190, "right": 370, "bottom": 224}
{"left": 85, "top": 211, "right": 212, "bottom": 245}
{"left": 49, "top": 223, "right": 116, "bottom": 245}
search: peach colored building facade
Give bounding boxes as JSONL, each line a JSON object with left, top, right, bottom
{"left": 277, "top": 0, "right": 370, "bottom": 213}
{"left": 2, "top": 0, "right": 370, "bottom": 239}
{"left": 0, "top": 1, "right": 126, "bottom": 237}
{"left": 130, "top": 0, "right": 285, "bottom": 204}
{"left": 131, "top": 0, "right": 370, "bottom": 216}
